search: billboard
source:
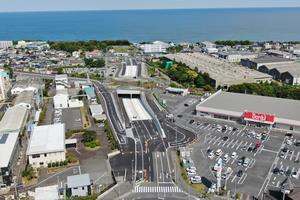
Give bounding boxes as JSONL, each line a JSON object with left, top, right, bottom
{"left": 244, "top": 111, "right": 275, "bottom": 124}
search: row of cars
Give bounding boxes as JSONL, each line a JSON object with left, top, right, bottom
{"left": 182, "top": 158, "right": 202, "bottom": 184}
{"left": 242, "top": 129, "right": 268, "bottom": 141}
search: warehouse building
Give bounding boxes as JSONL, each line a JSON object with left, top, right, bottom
{"left": 241, "top": 55, "right": 293, "bottom": 70}
{"left": 166, "top": 53, "right": 272, "bottom": 88}
{"left": 218, "top": 51, "right": 258, "bottom": 63}
{"left": 196, "top": 90, "right": 300, "bottom": 132}
{"left": 27, "top": 123, "right": 66, "bottom": 168}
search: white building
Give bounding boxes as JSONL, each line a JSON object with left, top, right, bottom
{"left": 140, "top": 41, "right": 170, "bottom": 53}
{"left": 0, "top": 105, "right": 28, "bottom": 133}
{"left": 27, "top": 123, "right": 66, "bottom": 168}
{"left": 67, "top": 174, "right": 91, "bottom": 197}
{"left": 201, "top": 41, "right": 218, "bottom": 54}
{"left": 0, "top": 41, "right": 13, "bottom": 49}
{"left": 11, "top": 79, "right": 40, "bottom": 95}
{"left": 14, "top": 91, "right": 35, "bottom": 110}
{"left": 54, "top": 89, "right": 69, "bottom": 109}
{"left": 89, "top": 104, "right": 106, "bottom": 121}
{"left": 0, "top": 69, "right": 11, "bottom": 101}
{"left": 55, "top": 74, "right": 70, "bottom": 90}
{"left": 35, "top": 185, "right": 60, "bottom": 200}
{"left": 218, "top": 51, "right": 258, "bottom": 63}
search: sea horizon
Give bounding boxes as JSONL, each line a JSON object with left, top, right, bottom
{"left": 1, "top": 7, "right": 300, "bottom": 42}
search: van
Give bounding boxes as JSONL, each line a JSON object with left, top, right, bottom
{"left": 243, "top": 157, "right": 250, "bottom": 167}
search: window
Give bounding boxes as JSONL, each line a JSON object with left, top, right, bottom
{"left": 32, "top": 154, "right": 40, "bottom": 158}
{"left": 82, "top": 187, "right": 84, "bottom": 190}
{"left": 39, "top": 162, "right": 44, "bottom": 165}
{"left": 44, "top": 153, "right": 47, "bottom": 157}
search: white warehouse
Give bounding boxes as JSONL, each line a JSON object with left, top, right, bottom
{"left": 27, "top": 123, "right": 66, "bottom": 168}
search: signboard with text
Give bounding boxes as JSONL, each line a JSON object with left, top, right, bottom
{"left": 244, "top": 111, "right": 275, "bottom": 124}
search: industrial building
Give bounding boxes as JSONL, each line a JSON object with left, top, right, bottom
{"left": 166, "top": 53, "right": 272, "bottom": 88}
{"left": 256, "top": 62, "right": 300, "bottom": 85}
{"left": 14, "top": 90, "right": 35, "bottom": 110}
{"left": 55, "top": 74, "right": 70, "bottom": 90}
{"left": 34, "top": 185, "right": 61, "bottom": 200}
{"left": 139, "top": 41, "right": 170, "bottom": 54}
{"left": 89, "top": 104, "right": 106, "bottom": 121}
{"left": 241, "top": 55, "right": 293, "bottom": 70}
{"left": 0, "top": 41, "right": 13, "bottom": 49}
{"left": 0, "top": 105, "right": 28, "bottom": 133}
{"left": 200, "top": 41, "right": 218, "bottom": 54}
{"left": 53, "top": 89, "right": 83, "bottom": 109}
{"left": 11, "top": 78, "right": 41, "bottom": 95}
{"left": 218, "top": 51, "right": 258, "bottom": 63}
{"left": 196, "top": 90, "right": 300, "bottom": 132}
{"left": 27, "top": 123, "right": 66, "bottom": 168}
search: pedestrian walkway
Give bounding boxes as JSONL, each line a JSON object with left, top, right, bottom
{"left": 133, "top": 185, "right": 182, "bottom": 193}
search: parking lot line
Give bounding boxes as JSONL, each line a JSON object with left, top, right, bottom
{"left": 231, "top": 140, "right": 239, "bottom": 148}
{"left": 295, "top": 152, "right": 300, "bottom": 161}
{"left": 238, "top": 173, "right": 247, "bottom": 184}
{"left": 231, "top": 175, "right": 237, "bottom": 183}
{"left": 211, "top": 136, "right": 220, "bottom": 145}
{"left": 215, "top": 152, "right": 223, "bottom": 161}
{"left": 247, "top": 142, "right": 253, "bottom": 150}
{"left": 236, "top": 141, "right": 244, "bottom": 150}
{"left": 241, "top": 131, "right": 245, "bottom": 137}
{"left": 209, "top": 136, "right": 217, "bottom": 144}
{"left": 231, "top": 156, "right": 238, "bottom": 165}
{"left": 222, "top": 139, "right": 229, "bottom": 147}
{"left": 290, "top": 151, "right": 294, "bottom": 161}
{"left": 227, "top": 139, "right": 234, "bottom": 148}
{"left": 217, "top": 140, "right": 222, "bottom": 146}
{"left": 203, "top": 124, "right": 211, "bottom": 130}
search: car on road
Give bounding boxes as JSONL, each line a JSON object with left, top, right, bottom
{"left": 237, "top": 170, "right": 244, "bottom": 177}
{"left": 190, "top": 176, "right": 201, "bottom": 184}
{"left": 184, "top": 103, "right": 189, "bottom": 107}
{"left": 231, "top": 152, "right": 237, "bottom": 158}
{"left": 177, "top": 115, "right": 183, "bottom": 118}
{"left": 222, "top": 136, "right": 229, "bottom": 141}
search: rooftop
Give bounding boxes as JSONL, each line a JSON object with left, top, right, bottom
{"left": 27, "top": 123, "right": 65, "bottom": 155}
{"left": 196, "top": 91, "right": 300, "bottom": 124}
{"left": 67, "top": 174, "right": 90, "bottom": 188}
{"left": 0, "top": 131, "right": 19, "bottom": 168}
{"left": 89, "top": 104, "right": 103, "bottom": 114}
{"left": 250, "top": 55, "right": 292, "bottom": 64}
{"left": 84, "top": 87, "right": 96, "bottom": 98}
{"left": 0, "top": 105, "right": 28, "bottom": 132}
{"left": 35, "top": 185, "right": 59, "bottom": 200}
{"left": 267, "top": 62, "right": 300, "bottom": 77}
{"left": 166, "top": 53, "right": 272, "bottom": 87}
{"left": 14, "top": 90, "right": 34, "bottom": 107}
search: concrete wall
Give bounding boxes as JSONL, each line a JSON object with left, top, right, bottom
{"left": 29, "top": 151, "right": 66, "bottom": 168}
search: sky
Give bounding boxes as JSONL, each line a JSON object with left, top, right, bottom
{"left": 1, "top": 0, "right": 300, "bottom": 12}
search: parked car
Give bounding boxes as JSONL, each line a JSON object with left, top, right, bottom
{"left": 222, "top": 136, "right": 229, "bottom": 141}
{"left": 231, "top": 152, "right": 237, "bottom": 158}
{"left": 189, "top": 120, "right": 195, "bottom": 124}
{"left": 186, "top": 166, "right": 197, "bottom": 172}
{"left": 187, "top": 170, "right": 197, "bottom": 176}
{"left": 243, "top": 157, "right": 250, "bottom": 167}
{"left": 190, "top": 176, "right": 201, "bottom": 184}
{"left": 292, "top": 171, "right": 298, "bottom": 178}
{"left": 223, "top": 154, "right": 229, "bottom": 162}
{"left": 286, "top": 169, "right": 292, "bottom": 177}
{"left": 237, "top": 170, "right": 243, "bottom": 177}
{"left": 273, "top": 168, "right": 280, "bottom": 174}
{"left": 215, "top": 149, "right": 222, "bottom": 156}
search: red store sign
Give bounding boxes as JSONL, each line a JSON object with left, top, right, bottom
{"left": 244, "top": 111, "right": 275, "bottom": 124}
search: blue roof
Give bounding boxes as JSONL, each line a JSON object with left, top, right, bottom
{"left": 84, "top": 87, "right": 96, "bottom": 98}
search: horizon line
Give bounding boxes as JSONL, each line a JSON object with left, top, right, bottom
{"left": 0, "top": 6, "right": 300, "bottom": 13}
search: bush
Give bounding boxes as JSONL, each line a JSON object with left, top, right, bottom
{"left": 48, "top": 163, "right": 51, "bottom": 168}
{"left": 63, "top": 160, "right": 68, "bottom": 166}
{"left": 59, "top": 161, "right": 64, "bottom": 166}
{"left": 67, "top": 152, "right": 78, "bottom": 164}
{"left": 22, "top": 165, "right": 36, "bottom": 180}
{"left": 104, "top": 120, "right": 118, "bottom": 150}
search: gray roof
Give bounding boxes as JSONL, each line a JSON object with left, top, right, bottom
{"left": 15, "top": 90, "right": 34, "bottom": 107}
{"left": 196, "top": 91, "right": 300, "bottom": 125}
{"left": 251, "top": 56, "right": 292, "bottom": 64}
{"left": 67, "top": 174, "right": 90, "bottom": 188}
{"left": 0, "top": 105, "right": 28, "bottom": 132}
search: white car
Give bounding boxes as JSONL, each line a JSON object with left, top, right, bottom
{"left": 286, "top": 139, "right": 293, "bottom": 145}
{"left": 228, "top": 126, "right": 233, "bottom": 131}
{"left": 231, "top": 152, "right": 237, "bottom": 158}
{"left": 190, "top": 176, "right": 202, "bottom": 184}
{"left": 187, "top": 170, "right": 196, "bottom": 176}
{"left": 208, "top": 152, "right": 215, "bottom": 159}
{"left": 256, "top": 133, "right": 262, "bottom": 140}
{"left": 223, "top": 153, "right": 229, "bottom": 161}
{"left": 186, "top": 166, "right": 197, "bottom": 172}
{"left": 215, "top": 149, "right": 222, "bottom": 156}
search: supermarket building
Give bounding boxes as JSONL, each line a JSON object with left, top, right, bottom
{"left": 196, "top": 90, "right": 300, "bottom": 132}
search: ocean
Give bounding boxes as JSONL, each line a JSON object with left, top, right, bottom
{"left": 0, "top": 7, "right": 300, "bottom": 42}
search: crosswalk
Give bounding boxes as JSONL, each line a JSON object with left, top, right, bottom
{"left": 133, "top": 186, "right": 183, "bottom": 193}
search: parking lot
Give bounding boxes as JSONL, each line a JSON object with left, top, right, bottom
{"left": 53, "top": 108, "right": 82, "bottom": 130}
{"left": 186, "top": 119, "right": 300, "bottom": 198}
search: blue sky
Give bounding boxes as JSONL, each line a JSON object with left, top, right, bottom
{"left": 1, "top": 0, "right": 300, "bottom": 12}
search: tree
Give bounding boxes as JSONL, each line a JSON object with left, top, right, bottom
{"left": 194, "top": 75, "right": 206, "bottom": 87}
